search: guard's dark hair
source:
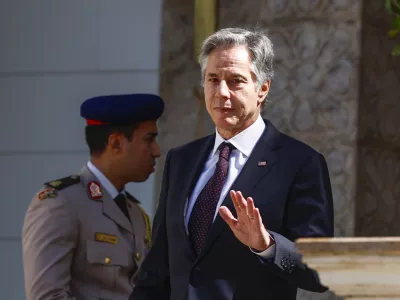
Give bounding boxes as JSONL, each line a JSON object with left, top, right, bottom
{"left": 85, "top": 123, "right": 139, "bottom": 155}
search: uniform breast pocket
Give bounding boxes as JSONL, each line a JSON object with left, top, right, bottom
{"left": 86, "top": 240, "right": 130, "bottom": 292}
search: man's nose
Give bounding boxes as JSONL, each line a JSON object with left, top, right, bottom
{"left": 216, "top": 80, "right": 230, "bottom": 99}
{"left": 153, "top": 141, "right": 161, "bottom": 158}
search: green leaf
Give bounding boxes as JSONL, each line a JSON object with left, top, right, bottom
{"left": 392, "top": 44, "right": 400, "bottom": 56}
{"left": 394, "top": 0, "right": 400, "bottom": 12}
{"left": 393, "top": 16, "right": 400, "bottom": 29}
{"left": 387, "top": 0, "right": 400, "bottom": 15}
{"left": 386, "top": 0, "right": 393, "bottom": 13}
{"left": 388, "top": 29, "right": 400, "bottom": 37}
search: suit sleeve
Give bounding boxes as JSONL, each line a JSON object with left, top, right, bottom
{"left": 262, "top": 152, "right": 334, "bottom": 292}
{"left": 22, "top": 190, "right": 78, "bottom": 300}
{"left": 130, "top": 151, "right": 172, "bottom": 300}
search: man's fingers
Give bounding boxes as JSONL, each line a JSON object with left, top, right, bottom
{"left": 219, "top": 206, "right": 237, "bottom": 229}
{"left": 247, "top": 197, "right": 255, "bottom": 218}
{"left": 254, "top": 208, "right": 264, "bottom": 230}
{"left": 231, "top": 190, "right": 245, "bottom": 215}
{"left": 236, "top": 191, "right": 247, "bottom": 209}
{"left": 230, "top": 190, "right": 240, "bottom": 212}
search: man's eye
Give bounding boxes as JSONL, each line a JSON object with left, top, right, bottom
{"left": 208, "top": 78, "right": 218, "bottom": 82}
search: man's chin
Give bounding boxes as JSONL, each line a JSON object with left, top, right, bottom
{"left": 214, "top": 118, "right": 238, "bottom": 129}
{"left": 131, "top": 173, "right": 151, "bottom": 183}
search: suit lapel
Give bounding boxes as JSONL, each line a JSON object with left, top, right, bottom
{"left": 178, "top": 135, "right": 215, "bottom": 256}
{"left": 198, "top": 120, "right": 282, "bottom": 259}
{"left": 79, "top": 165, "right": 134, "bottom": 234}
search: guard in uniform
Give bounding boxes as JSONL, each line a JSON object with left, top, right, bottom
{"left": 22, "top": 94, "right": 164, "bottom": 300}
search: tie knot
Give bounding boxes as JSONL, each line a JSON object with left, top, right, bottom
{"left": 218, "top": 142, "right": 234, "bottom": 161}
{"left": 114, "top": 193, "right": 126, "bottom": 201}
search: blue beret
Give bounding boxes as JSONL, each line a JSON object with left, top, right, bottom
{"left": 80, "top": 94, "right": 164, "bottom": 126}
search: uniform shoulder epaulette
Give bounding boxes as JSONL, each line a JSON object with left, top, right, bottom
{"left": 44, "top": 175, "right": 80, "bottom": 190}
{"left": 126, "top": 192, "right": 140, "bottom": 204}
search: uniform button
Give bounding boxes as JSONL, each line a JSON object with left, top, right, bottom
{"left": 135, "top": 252, "right": 141, "bottom": 260}
{"left": 104, "top": 257, "right": 111, "bottom": 264}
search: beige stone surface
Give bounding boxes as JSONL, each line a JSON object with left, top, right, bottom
{"left": 296, "top": 238, "right": 400, "bottom": 299}
{"left": 296, "top": 237, "right": 400, "bottom": 254}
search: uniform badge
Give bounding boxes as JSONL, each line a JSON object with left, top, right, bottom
{"left": 37, "top": 188, "right": 57, "bottom": 200}
{"left": 258, "top": 161, "right": 267, "bottom": 166}
{"left": 88, "top": 181, "right": 102, "bottom": 199}
{"left": 95, "top": 232, "right": 118, "bottom": 244}
{"left": 48, "top": 180, "right": 62, "bottom": 187}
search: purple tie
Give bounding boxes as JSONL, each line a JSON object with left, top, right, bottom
{"left": 188, "top": 142, "right": 234, "bottom": 255}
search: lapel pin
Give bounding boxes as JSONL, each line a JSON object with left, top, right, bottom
{"left": 258, "top": 161, "right": 267, "bottom": 166}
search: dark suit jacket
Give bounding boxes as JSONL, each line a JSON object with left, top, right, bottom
{"left": 131, "top": 119, "right": 334, "bottom": 300}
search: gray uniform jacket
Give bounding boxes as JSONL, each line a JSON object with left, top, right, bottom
{"left": 22, "top": 165, "right": 151, "bottom": 300}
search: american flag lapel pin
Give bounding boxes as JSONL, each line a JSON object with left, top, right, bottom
{"left": 258, "top": 161, "right": 267, "bottom": 166}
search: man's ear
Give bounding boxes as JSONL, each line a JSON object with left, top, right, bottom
{"left": 108, "top": 133, "right": 123, "bottom": 153}
{"left": 258, "top": 80, "right": 271, "bottom": 104}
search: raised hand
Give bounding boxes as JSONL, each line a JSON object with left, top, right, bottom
{"left": 218, "top": 190, "right": 272, "bottom": 251}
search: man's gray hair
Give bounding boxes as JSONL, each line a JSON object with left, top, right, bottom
{"left": 198, "top": 27, "right": 274, "bottom": 88}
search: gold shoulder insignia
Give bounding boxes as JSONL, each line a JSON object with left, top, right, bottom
{"left": 126, "top": 192, "right": 150, "bottom": 248}
{"left": 48, "top": 180, "right": 62, "bottom": 187}
{"left": 37, "top": 187, "right": 57, "bottom": 200}
{"left": 136, "top": 204, "right": 152, "bottom": 249}
{"left": 45, "top": 175, "right": 80, "bottom": 190}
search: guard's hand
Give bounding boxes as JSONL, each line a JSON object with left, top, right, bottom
{"left": 219, "top": 190, "right": 272, "bottom": 251}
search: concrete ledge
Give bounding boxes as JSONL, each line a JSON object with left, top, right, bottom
{"left": 296, "top": 237, "right": 400, "bottom": 299}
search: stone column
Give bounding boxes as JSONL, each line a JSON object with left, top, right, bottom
{"left": 355, "top": 1, "right": 400, "bottom": 236}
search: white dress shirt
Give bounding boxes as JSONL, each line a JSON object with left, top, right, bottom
{"left": 185, "top": 115, "right": 276, "bottom": 257}
{"left": 87, "top": 161, "right": 125, "bottom": 198}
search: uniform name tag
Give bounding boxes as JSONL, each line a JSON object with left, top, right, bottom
{"left": 95, "top": 233, "right": 118, "bottom": 244}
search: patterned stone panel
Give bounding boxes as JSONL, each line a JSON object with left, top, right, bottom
{"left": 355, "top": 0, "right": 400, "bottom": 236}
{"left": 219, "top": 0, "right": 360, "bottom": 23}
{"left": 262, "top": 20, "right": 359, "bottom": 238}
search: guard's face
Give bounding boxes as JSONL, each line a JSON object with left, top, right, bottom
{"left": 203, "top": 45, "right": 270, "bottom": 138}
{"left": 123, "top": 120, "right": 161, "bottom": 182}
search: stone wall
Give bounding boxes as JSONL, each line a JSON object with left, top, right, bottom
{"left": 248, "top": 1, "right": 361, "bottom": 239}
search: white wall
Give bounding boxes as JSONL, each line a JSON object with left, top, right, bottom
{"left": 0, "top": 1, "right": 162, "bottom": 298}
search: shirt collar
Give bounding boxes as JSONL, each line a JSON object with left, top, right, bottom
{"left": 86, "top": 161, "right": 125, "bottom": 199}
{"left": 212, "top": 115, "right": 265, "bottom": 157}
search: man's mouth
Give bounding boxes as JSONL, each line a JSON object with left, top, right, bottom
{"left": 215, "top": 107, "right": 235, "bottom": 112}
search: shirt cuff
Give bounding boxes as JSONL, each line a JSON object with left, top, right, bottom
{"left": 249, "top": 233, "right": 276, "bottom": 259}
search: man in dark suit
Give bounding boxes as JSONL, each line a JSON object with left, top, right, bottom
{"left": 130, "top": 27, "right": 334, "bottom": 300}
